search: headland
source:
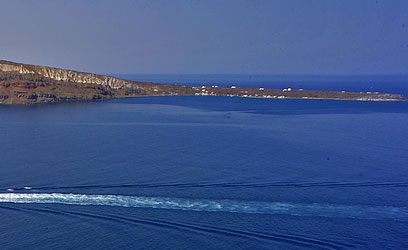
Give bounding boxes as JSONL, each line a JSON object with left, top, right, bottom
{"left": 0, "top": 60, "right": 405, "bottom": 104}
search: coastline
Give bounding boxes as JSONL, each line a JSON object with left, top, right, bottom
{"left": 0, "top": 60, "right": 406, "bottom": 105}
{"left": 1, "top": 85, "right": 405, "bottom": 105}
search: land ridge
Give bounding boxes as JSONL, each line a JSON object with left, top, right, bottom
{"left": 0, "top": 60, "right": 405, "bottom": 104}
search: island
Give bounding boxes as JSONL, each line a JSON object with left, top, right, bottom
{"left": 0, "top": 60, "right": 405, "bottom": 105}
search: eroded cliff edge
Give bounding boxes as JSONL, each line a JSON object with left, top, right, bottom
{"left": 0, "top": 60, "right": 133, "bottom": 89}
{"left": 0, "top": 60, "right": 405, "bottom": 104}
{"left": 0, "top": 60, "right": 196, "bottom": 104}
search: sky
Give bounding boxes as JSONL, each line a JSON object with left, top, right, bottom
{"left": 0, "top": 0, "right": 407, "bottom": 75}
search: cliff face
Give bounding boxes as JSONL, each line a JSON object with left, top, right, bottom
{"left": 0, "top": 60, "right": 135, "bottom": 89}
{"left": 0, "top": 72, "right": 119, "bottom": 104}
{"left": 0, "top": 60, "right": 197, "bottom": 104}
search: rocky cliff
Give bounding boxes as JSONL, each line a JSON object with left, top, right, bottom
{"left": 0, "top": 60, "right": 198, "bottom": 104}
{"left": 0, "top": 60, "right": 135, "bottom": 89}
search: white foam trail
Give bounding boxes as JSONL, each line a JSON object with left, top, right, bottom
{"left": 0, "top": 193, "right": 407, "bottom": 221}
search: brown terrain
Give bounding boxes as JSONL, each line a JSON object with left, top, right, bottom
{"left": 0, "top": 60, "right": 405, "bottom": 104}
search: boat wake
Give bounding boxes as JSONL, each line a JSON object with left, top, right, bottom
{"left": 0, "top": 192, "right": 407, "bottom": 221}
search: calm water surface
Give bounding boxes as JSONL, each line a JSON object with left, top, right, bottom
{"left": 0, "top": 77, "right": 407, "bottom": 249}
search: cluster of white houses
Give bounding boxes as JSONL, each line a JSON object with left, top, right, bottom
{"left": 194, "top": 85, "right": 290, "bottom": 99}
{"left": 194, "top": 85, "right": 216, "bottom": 96}
{"left": 194, "top": 85, "right": 317, "bottom": 99}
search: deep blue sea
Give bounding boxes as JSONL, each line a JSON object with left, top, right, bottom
{"left": 0, "top": 75, "right": 408, "bottom": 249}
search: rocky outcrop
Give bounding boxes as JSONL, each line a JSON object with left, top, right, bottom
{"left": 0, "top": 61, "right": 197, "bottom": 104}
{"left": 0, "top": 71, "right": 119, "bottom": 104}
{"left": 0, "top": 60, "right": 136, "bottom": 89}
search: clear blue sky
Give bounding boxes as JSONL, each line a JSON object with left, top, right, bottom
{"left": 0, "top": 0, "right": 407, "bottom": 75}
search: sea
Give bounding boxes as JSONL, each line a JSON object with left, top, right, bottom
{"left": 0, "top": 74, "right": 407, "bottom": 249}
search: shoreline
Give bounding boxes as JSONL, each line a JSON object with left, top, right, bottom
{"left": 1, "top": 60, "right": 406, "bottom": 105}
{"left": 1, "top": 93, "right": 405, "bottom": 106}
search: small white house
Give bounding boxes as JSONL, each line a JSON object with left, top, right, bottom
{"left": 231, "top": 86, "right": 236, "bottom": 89}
